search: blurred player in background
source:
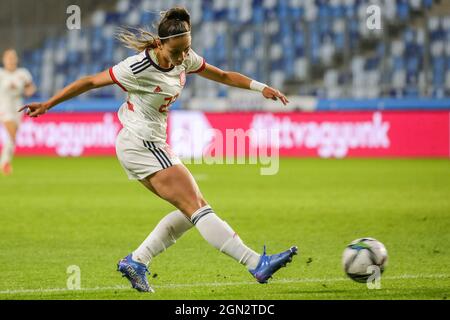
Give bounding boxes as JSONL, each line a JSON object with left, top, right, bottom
{"left": 21, "top": 7, "right": 297, "bottom": 293}
{"left": 0, "top": 49, "right": 36, "bottom": 175}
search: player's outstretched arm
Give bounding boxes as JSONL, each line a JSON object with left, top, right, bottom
{"left": 19, "top": 70, "right": 114, "bottom": 117}
{"left": 198, "top": 63, "right": 289, "bottom": 105}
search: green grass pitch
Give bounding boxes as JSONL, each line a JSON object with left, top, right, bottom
{"left": 0, "top": 157, "right": 449, "bottom": 300}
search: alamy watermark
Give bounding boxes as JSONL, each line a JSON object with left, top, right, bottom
{"left": 66, "top": 265, "right": 81, "bottom": 290}
{"left": 366, "top": 5, "right": 382, "bottom": 30}
{"left": 366, "top": 265, "right": 382, "bottom": 289}
{"left": 170, "top": 127, "right": 281, "bottom": 176}
{"left": 66, "top": 5, "right": 81, "bottom": 30}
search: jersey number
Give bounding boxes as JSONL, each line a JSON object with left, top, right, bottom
{"left": 159, "top": 94, "right": 180, "bottom": 113}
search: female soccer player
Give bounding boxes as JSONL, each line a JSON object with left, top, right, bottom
{"left": 0, "top": 49, "right": 36, "bottom": 175}
{"left": 21, "top": 7, "right": 297, "bottom": 292}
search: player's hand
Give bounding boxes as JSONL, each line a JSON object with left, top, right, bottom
{"left": 18, "top": 102, "right": 50, "bottom": 118}
{"left": 262, "top": 87, "right": 289, "bottom": 106}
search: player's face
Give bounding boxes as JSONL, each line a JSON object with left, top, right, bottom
{"left": 161, "top": 35, "right": 191, "bottom": 66}
{"left": 3, "top": 50, "right": 18, "bottom": 71}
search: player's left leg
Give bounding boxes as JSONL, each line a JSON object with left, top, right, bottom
{"left": 117, "top": 209, "right": 192, "bottom": 292}
{"left": 1, "top": 120, "right": 18, "bottom": 176}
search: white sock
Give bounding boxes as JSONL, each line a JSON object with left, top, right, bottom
{"left": 132, "top": 210, "right": 194, "bottom": 266}
{"left": 1, "top": 135, "right": 14, "bottom": 165}
{"left": 191, "top": 205, "right": 260, "bottom": 270}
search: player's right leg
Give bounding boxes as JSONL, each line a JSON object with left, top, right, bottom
{"left": 141, "top": 163, "right": 298, "bottom": 285}
{"left": 1, "top": 120, "right": 18, "bottom": 176}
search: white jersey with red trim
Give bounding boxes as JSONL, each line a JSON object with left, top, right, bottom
{"left": 0, "top": 67, "right": 33, "bottom": 112}
{"left": 110, "top": 48, "right": 206, "bottom": 143}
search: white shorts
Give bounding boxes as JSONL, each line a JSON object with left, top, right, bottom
{"left": 115, "top": 127, "right": 182, "bottom": 180}
{"left": 0, "top": 106, "right": 23, "bottom": 124}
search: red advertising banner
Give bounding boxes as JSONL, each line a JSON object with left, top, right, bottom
{"left": 1, "top": 111, "right": 449, "bottom": 158}
{"left": 168, "top": 111, "right": 450, "bottom": 158}
{"left": 0, "top": 113, "right": 122, "bottom": 156}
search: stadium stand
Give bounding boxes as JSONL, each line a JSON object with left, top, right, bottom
{"left": 15, "top": 0, "right": 450, "bottom": 106}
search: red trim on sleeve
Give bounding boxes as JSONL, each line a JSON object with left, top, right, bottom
{"left": 109, "top": 67, "right": 128, "bottom": 92}
{"left": 187, "top": 58, "right": 206, "bottom": 74}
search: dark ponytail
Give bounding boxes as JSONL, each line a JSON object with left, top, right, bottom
{"left": 117, "top": 7, "right": 191, "bottom": 52}
{"left": 162, "top": 7, "right": 190, "bottom": 24}
{"left": 158, "top": 7, "right": 191, "bottom": 42}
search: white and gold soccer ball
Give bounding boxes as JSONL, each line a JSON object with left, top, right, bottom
{"left": 342, "top": 238, "right": 388, "bottom": 283}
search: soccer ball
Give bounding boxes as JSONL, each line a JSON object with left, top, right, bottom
{"left": 342, "top": 237, "right": 388, "bottom": 283}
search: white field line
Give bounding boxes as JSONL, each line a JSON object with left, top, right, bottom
{"left": 0, "top": 274, "right": 448, "bottom": 295}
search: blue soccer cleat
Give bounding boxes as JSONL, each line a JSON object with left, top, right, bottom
{"left": 117, "top": 254, "right": 154, "bottom": 293}
{"left": 249, "top": 245, "right": 298, "bottom": 284}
